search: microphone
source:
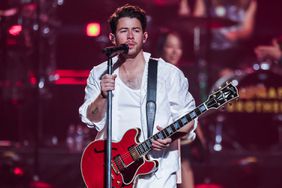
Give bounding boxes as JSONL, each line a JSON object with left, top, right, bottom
{"left": 102, "top": 44, "right": 129, "bottom": 56}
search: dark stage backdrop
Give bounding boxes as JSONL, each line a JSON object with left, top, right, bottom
{"left": 1, "top": 0, "right": 282, "bottom": 148}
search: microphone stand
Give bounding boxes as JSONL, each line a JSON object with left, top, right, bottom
{"left": 105, "top": 52, "right": 113, "bottom": 188}
{"left": 103, "top": 44, "right": 128, "bottom": 188}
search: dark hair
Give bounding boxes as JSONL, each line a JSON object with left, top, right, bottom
{"left": 108, "top": 4, "right": 147, "bottom": 34}
{"left": 155, "top": 29, "right": 182, "bottom": 57}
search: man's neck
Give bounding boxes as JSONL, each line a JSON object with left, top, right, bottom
{"left": 120, "top": 50, "right": 145, "bottom": 71}
{"left": 118, "top": 51, "right": 146, "bottom": 90}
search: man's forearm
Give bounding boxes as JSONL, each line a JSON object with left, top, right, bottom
{"left": 86, "top": 94, "right": 107, "bottom": 123}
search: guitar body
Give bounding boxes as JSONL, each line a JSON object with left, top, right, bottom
{"left": 81, "top": 128, "right": 158, "bottom": 188}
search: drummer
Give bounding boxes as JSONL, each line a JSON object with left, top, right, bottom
{"left": 254, "top": 38, "right": 282, "bottom": 65}
{"left": 179, "top": 0, "right": 257, "bottom": 85}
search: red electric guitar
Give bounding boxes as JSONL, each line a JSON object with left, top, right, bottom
{"left": 81, "top": 83, "right": 239, "bottom": 188}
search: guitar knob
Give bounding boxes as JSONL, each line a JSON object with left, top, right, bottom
{"left": 117, "top": 181, "right": 121, "bottom": 185}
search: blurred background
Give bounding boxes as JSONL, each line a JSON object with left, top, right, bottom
{"left": 1, "top": 0, "right": 282, "bottom": 188}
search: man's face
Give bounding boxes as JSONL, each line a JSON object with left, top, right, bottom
{"left": 111, "top": 17, "right": 147, "bottom": 57}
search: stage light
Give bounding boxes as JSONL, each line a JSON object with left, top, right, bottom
{"left": 86, "top": 22, "right": 100, "bottom": 37}
{"left": 30, "top": 181, "right": 54, "bottom": 188}
{"left": 29, "top": 75, "right": 37, "bottom": 86}
{"left": 13, "top": 167, "right": 24, "bottom": 176}
{"left": 8, "top": 25, "right": 23, "bottom": 36}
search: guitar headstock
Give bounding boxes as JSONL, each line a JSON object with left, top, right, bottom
{"left": 205, "top": 82, "right": 239, "bottom": 110}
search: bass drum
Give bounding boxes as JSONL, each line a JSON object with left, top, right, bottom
{"left": 211, "top": 68, "right": 282, "bottom": 151}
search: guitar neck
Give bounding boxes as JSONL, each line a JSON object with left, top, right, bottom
{"left": 135, "top": 102, "right": 208, "bottom": 156}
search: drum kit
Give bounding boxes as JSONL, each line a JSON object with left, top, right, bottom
{"left": 210, "top": 62, "right": 282, "bottom": 151}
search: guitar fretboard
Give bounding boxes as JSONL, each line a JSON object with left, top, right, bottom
{"left": 134, "top": 103, "right": 208, "bottom": 157}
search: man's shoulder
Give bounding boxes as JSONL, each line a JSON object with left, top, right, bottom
{"left": 156, "top": 58, "right": 182, "bottom": 73}
{"left": 87, "top": 61, "right": 108, "bottom": 81}
{"left": 90, "top": 60, "right": 108, "bottom": 73}
{"left": 95, "top": 61, "right": 108, "bottom": 70}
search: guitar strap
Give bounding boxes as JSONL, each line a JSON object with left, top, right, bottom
{"left": 146, "top": 58, "right": 158, "bottom": 138}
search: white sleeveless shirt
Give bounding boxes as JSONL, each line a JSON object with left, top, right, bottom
{"left": 115, "top": 75, "right": 143, "bottom": 140}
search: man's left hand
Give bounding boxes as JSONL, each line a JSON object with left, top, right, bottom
{"left": 151, "top": 126, "right": 172, "bottom": 151}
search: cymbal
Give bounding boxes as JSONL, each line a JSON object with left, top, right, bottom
{"left": 164, "top": 16, "right": 238, "bottom": 31}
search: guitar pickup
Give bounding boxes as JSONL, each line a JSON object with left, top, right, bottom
{"left": 114, "top": 155, "right": 126, "bottom": 171}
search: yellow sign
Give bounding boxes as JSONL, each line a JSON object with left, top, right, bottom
{"left": 227, "top": 85, "right": 282, "bottom": 113}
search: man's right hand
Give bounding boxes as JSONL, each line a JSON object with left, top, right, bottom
{"left": 86, "top": 74, "right": 117, "bottom": 122}
{"left": 100, "top": 74, "right": 117, "bottom": 98}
